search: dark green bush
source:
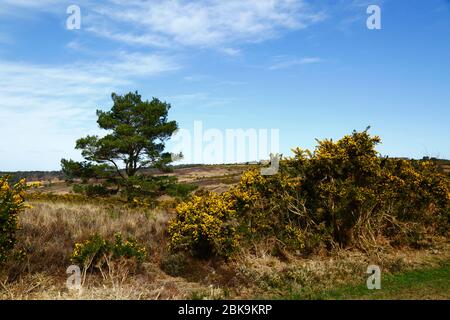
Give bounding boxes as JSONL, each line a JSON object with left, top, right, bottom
{"left": 166, "top": 183, "right": 198, "bottom": 198}
{"left": 72, "top": 184, "right": 113, "bottom": 197}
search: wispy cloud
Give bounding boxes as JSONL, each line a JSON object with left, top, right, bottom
{"left": 1, "top": 0, "right": 327, "bottom": 54}
{"left": 85, "top": 0, "right": 325, "bottom": 51}
{"left": 269, "top": 56, "right": 323, "bottom": 70}
{"left": 0, "top": 53, "right": 179, "bottom": 104}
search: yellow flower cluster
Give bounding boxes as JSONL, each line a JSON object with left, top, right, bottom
{"left": 132, "top": 197, "right": 152, "bottom": 208}
{"left": 168, "top": 192, "right": 239, "bottom": 258}
{"left": 26, "top": 181, "right": 43, "bottom": 189}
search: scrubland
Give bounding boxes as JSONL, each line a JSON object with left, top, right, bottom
{"left": 1, "top": 131, "right": 449, "bottom": 300}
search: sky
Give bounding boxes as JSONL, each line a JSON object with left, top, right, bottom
{"left": 0, "top": 0, "right": 449, "bottom": 171}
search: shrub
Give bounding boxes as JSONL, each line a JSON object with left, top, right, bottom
{"left": 283, "top": 131, "right": 450, "bottom": 249}
{"left": 0, "top": 178, "right": 27, "bottom": 259}
{"left": 121, "top": 175, "right": 195, "bottom": 201}
{"left": 169, "top": 129, "right": 450, "bottom": 257}
{"left": 72, "top": 184, "right": 112, "bottom": 197}
{"left": 0, "top": 176, "right": 28, "bottom": 263}
{"left": 228, "top": 169, "right": 301, "bottom": 246}
{"left": 160, "top": 253, "right": 188, "bottom": 276}
{"left": 166, "top": 183, "right": 198, "bottom": 198}
{"left": 72, "top": 233, "right": 147, "bottom": 269}
{"left": 168, "top": 192, "right": 240, "bottom": 259}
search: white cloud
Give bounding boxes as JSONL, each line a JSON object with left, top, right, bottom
{"left": 0, "top": 0, "right": 326, "bottom": 53}
{"left": 218, "top": 47, "right": 241, "bottom": 57}
{"left": 85, "top": 26, "right": 172, "bottom": 48}
{"left": 86, "top": 0, "right": 325, "bottom": 50}
{"left": 0, "top": 53, "right": 178, "bottom": 102}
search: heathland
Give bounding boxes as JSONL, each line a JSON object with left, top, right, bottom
{"left": 1, "top": 93, "right": 449, "bottom": 300}
{"left": 1, "top": 142, "right": 449, "bottom": 299}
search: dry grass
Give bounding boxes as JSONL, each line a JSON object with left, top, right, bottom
{"left": 0, "top": 201, "right": 211, "bottom": 300}
{"left": 12, "top": 201, "right": 169, "bottom": 273}
{"left": 1, "top": 200, "right": 449, "bottom": 300}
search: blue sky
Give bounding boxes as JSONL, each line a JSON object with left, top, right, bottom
{"left": 0, "top": 0, "right": 449, "bottom": 171}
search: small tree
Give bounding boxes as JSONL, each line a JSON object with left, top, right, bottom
{"left": 63, "top": 92, "right": 178, "bottom": 192}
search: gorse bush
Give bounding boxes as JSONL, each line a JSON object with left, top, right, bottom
{"left": 72, "top": 233, "right": 147, "bottom": 269}
{"left": 283, "top": 130, "right": 449, "bottom": 250}
{"left": 229, "top": 169, "right": 305, "bottom": 249}
{"left": 0, "top": 176, "right": 28, "bottom": 263}
{"left": 168, "top": 130, "right": 450, "bottom": 258}
{"left": 168, "top": 192, "right": 240, "bottom": 259}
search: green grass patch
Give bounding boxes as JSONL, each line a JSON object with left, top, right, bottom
{"left": 306, "top": 260, "right": 450, "bottom": 300}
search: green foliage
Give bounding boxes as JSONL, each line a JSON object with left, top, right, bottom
{"left": 61, "top": 159, "right": 115, "bottom": 182}
{"left": 165, "top": 183, "right": 198, "bottom": 198}
{"left": 121, "top": 175, "right": 197, "bottom": 202}
{"left": 71, "top": 233, "right": 147, "bottom": 269}
{"left": 0, "top": 176, "right": 29, "bottom": 263}
{"left": 160, "top": 253, "right": 188, "bottom": 276}
{"left": 72, "top": 184, "right": 113, "bottom": 197}
{"left": 120, "top": 175, "right": 172, "bottom": 201}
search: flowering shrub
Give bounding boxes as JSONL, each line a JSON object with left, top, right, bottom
{"left": 72, "top": 233, "right": 147, "bottom": 269}
{"left": 228, "top": 169, "right": 303, "bottom": 246}
{"left": 168, "top": 192, "right": 239, "bottom": 259}
{"left": 169, "top": 130, "right": 450, "bottom": 258}
{"left": 284, "top": 130, "right": 450, "bottom": 250}
{"left": 0, "top": 176, "right": 29, "bottom": 263}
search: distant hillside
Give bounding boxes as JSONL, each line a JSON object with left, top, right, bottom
{"left": 0, "top": 171, "right": 64, "bottom": 184}
{"left": 427, "top": 158, "right": 450, "bottom": 176}
{"left": 1, "top": 158, "right": 449, "bottom": 184}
